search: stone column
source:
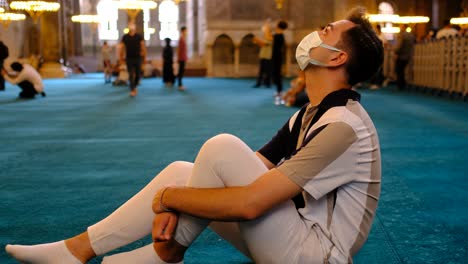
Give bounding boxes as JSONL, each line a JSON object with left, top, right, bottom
{"left": 234, "top": 43, "right": 240, "bottom": 77}
{"left": 205, "top": 44, "right": 213, "bottom": 77}
{"left": 39, "top": 12, "right": 67, "bottom": 78}
{"left": 285, "top": 44, "right": 292, "bottom": 77}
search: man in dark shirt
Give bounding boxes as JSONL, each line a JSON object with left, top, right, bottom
{"left": 271, "top": 21, "right": 288, "bottom": 105}
{"left": 394, "top": 24, "right": 415, "bottom": 90}
{"left": 120, "top": 23, "right": 146, "bottom": 97}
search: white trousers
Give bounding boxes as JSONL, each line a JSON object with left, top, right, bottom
{"left": 88, "top": 134, "right": 322, "bottom": 263}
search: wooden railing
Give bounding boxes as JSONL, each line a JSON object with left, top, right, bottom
{"left": 382, "top": 34, "right": 467, "bottom": 99}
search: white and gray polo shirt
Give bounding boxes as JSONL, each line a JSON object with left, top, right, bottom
{"left": 259, "top": 89, "right": 381, "bottom": 263}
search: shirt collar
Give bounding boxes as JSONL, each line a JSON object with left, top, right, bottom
{"left": 310, "top": 89, "right": 361, "bottom": 111}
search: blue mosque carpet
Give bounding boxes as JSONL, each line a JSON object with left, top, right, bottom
{"left": 0, "top": 74, "right": 467, "bottom": 263}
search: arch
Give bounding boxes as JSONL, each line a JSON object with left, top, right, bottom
{"left": 378, "top": 1, "right": 396, "bottom": 40}
{"left": 97, "top": 0, "right": 119, "bottom": 40}
{"left": 239, "top": 34, "right": 259, "bottom": 65}
{"left": 378, "top": 1, "right": 396, "bottom": 15}
{"left": 212, "top": 34, "right": 234, "bottom": 65}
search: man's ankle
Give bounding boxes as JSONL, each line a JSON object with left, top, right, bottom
{"left": 65, "top": 233, "right": 96, "bottom": 263}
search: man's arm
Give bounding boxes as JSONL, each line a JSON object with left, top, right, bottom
{"left": 140, "top": 40, "right": 147, "bottom": 61}
{"left": 2, "top": 69, "right": 24, "bottom": 85}
{"left": 119, "top": 42, "right": 125, "bottom": 62}
{"left": 153, "top": 168, "right": 302, "bottom": 221}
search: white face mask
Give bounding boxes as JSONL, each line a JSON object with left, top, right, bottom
{"left": 295, "top": 31, "right": 342, "bottom": 70}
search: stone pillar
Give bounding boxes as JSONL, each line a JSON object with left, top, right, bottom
{"left": 205, "top": 44, "right": 213, "bottom": 77}
{"left": 39, "top": 12, "right": 67, "bottom": 78}
{"left": 234, "top": 43, "right": 240, "bottom": 77}
{"left": 285, "top": 44, "right": 292, "bottom": 77}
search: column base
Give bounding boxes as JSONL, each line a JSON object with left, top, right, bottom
{"left": 39, "top": 62, "right": 72, "bottom": 79}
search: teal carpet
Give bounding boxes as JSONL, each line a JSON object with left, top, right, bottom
{"left": 0, "top": 74, "right": 467, "bottom": 263}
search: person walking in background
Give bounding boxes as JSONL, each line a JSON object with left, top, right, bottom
{"left": 271, "top": 20, "right": 288, "bottom": 105}
{"left": 120, "top": 22, "right": 146, "bottom": 97}
{"left": 176, "top": 26, "right": 187, "bottom": 91}
{"left": 162, "top": 38, "right": 175, "bottom": 87}
{"left": 369, "top": 25, "right": 387, "bottom": 90}
{"left": 394, "top": 24, "right": 415, "bottom": 91}
{"left": 101, "top": 41, "right": 112, "bottom": 84}
{"left": 0, "top": 41, "right": 9, "bottom": 91}
{"left": 1, "top": 62, "right": 45, "bottom": 99}
{"left": 252, "top": 20, "right": 273, "bottom": 88}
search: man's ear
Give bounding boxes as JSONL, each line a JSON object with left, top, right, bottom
{"left": 328, "top": 51, "right": 348, "bottom": 67}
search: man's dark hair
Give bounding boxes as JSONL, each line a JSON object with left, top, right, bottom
{"left": 181, "top": 26, "right": 187, "bottom": 31}
{"left": 277, "top": 20, "right": 288, "bottom": 30}
{"left": 10, "top": 62, "right": 23, "bottom": 72}
{"left": 338, "top": 7, "right": 384, "bottom": 86}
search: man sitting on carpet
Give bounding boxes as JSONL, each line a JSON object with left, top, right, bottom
{"left": 6, "top": 6, "right": 383, "bottom": 264}
{"left": 1, "top": 62, "right": 46, "bottom": 99}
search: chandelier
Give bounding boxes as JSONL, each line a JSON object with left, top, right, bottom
{"left": 10, "top": 1, "right": 60, "bottom": 23}
{"left": 367, "top": 14, "right": 429, "bottom": 24}
{"left": 275, "top": 0, "right": 283, "bottom": 9}
{"left": 71, "top": 14, "right": 100, "bottom": 24}
{"left": 450, "top": 17, "right": 468, "bottom": 25}
{"left": 0, "top": 12, "right": 26, "bottom": 28}
{"left": 115, "top": 0, "right": 157, "bottom": 22}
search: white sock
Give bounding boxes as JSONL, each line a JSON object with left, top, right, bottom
{"left": 5, "top": 241, "right": 83, "bottom": 264}
{"left": 102, "top": 243, "right": 183, "bottom": 264}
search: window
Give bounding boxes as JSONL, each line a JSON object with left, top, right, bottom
{"left": 97, "top": 0, "right": 119, "bottom": 40}
{"left": 378, "top": 1, "right": 395, "bottom": 40}
{"left": 159, "top": 0, "right": 179, "bottom": 40}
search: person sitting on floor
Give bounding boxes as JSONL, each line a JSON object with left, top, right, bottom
{"left": 282, "top": 70, "right": 308, "bottom": 107}
{"left": 1, "top": 62, "right": 46, "bottom": 99}
{"left": 112, "top": 63, "right": 129, "bottom": 86}
{"left": 5, "top": 6, "right": 383, "bottom": 264}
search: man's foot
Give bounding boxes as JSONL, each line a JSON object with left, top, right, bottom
{"left": 130, "top": 88, "right": 138, "bottom": 97}
{"left": 102, "top": 243, "right": 184, "bottom": 264}
{"left": 178, "top": 86, "right": 185, "bottom": 91}
{"left": 369, "top": 84, "right": 379, "bottom": 90}
{"left": 5, "top": 241, "right": 83, "bottom": 264}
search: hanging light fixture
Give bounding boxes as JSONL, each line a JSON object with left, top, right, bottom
{"left": 367, "top": 14, "right": 399, "bottom": 23}
{"left": 10, "top": 1, "right": 60, "bottom": 24}
{"left": 115, "top": 0, "right": 157, "bottom": 22}
{"left": 275, "top": 0, "right": 284, "bottom": 9}
{"left": 394, "top": 16, "right": 430, "bottom": 24}
{"left": 0, "top": 12, "right": 26, "bottom": 28}
{"left": 450, "top": 17, "right": 468, "bottom": 25}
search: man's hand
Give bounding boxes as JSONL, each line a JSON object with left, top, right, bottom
{"left": 152, "top": 212, "right": 179, "bottom": 242}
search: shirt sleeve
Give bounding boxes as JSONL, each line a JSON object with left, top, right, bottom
{"left": 257, "top": 119, "right": 292, "bottom": 166}
{"left": 277, "top": 122, "right": 358, "bottom": 199}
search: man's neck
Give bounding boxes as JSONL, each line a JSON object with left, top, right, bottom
{"left": 305, "top": 68, "right": 350, "bottom": 106}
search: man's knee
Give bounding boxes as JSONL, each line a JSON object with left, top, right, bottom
{"left": 202, "top": 133, "right": 242, "bottom": 153}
